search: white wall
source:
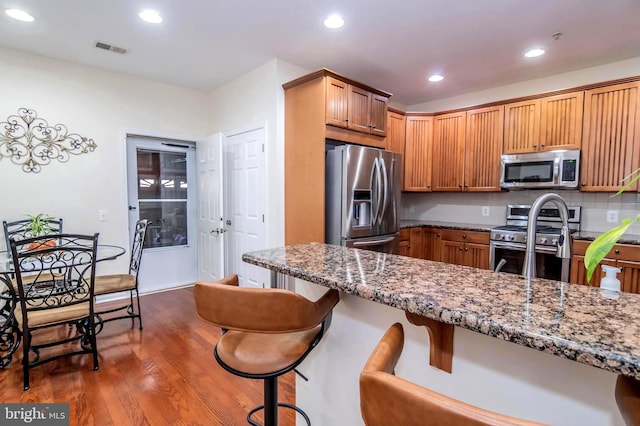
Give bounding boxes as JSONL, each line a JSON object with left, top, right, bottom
{"left": 409, "top": 56, "right": 640, "bottom": 111}
{"left": 0, "top": 46, "right": 210, "bottom": 276}
{"left": 402, "top": 56, "right": 640, "bottom": 234}
{"left": 206, "top": 58, "right": 309, "bottom": 249}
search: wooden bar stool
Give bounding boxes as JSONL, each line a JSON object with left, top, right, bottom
{"left": 360, "top": 323, "right": 545, "bottom": 426}
{"left": 615, "top": 375, "right": 640, "bottom": 425}
{"left": 194, "top": 275, "right": 339, "bottom": 426}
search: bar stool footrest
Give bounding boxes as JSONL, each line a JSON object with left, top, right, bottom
{"left": 247, "top": 402, "right": 311, "bottom": 426}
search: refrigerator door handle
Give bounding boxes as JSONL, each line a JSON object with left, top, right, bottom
{"left": 352, "top": 235, "right": 398, "bottom": 247}
{"left": 379, "top": 157, "right": 388, "bottom": 225}
{"left": 373, "top": 157, "right": 382, "bottom": 225}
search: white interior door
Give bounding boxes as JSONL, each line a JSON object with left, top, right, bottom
{"left": 223, "top": 125, "right": 268, "bottom": 288}
{"left": 126, "top": 136, "right": 197, "bottom": 293}
{"left": 196, "top": 133, "right": 224, "bottom": 282}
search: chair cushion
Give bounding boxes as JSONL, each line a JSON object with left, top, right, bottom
{"left": 15, "top": 301, "right": 91, "bottom": 328}
{"left": 94, "top": 274, "right": 136, "bottom": 295}
{"left": 217, "top": 325, "right": 321, "bottom": 375}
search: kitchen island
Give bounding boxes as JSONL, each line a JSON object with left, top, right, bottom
{"left": 243, "top": 243, "right": 639, "bottom": 425}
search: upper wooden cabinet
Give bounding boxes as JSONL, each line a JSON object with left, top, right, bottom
{"left": 283, "top": 69, "right": 392, "bottom": 245}
{"left": 404, "top": 115, "right": 433, "bottom": 192}
{"left": 325, "top": 76, "right": 389, "bottom": 137}
{"left": 464, "top": 106, "right": 504, "bottom": 191}
{"left": 325, "top": 77, "right": 349, "bottom": 128}
{"left": 580, "top": 81, "right": 640, "bottom": 192}
{"left": 385, "top": 110, "right": 406, "bottom": 155}
{"left": 432, "top": 112, "right": 466, "bottom": 191}
{"left": 539, "top": 92, "right": 584, "bottom": 150}
{"left": 431, "top": 108, "right": 502, "bottom": 192}
{"left": 504, "top": 91, "right": 583, "bottom": 154}
{"left": 504, "top": 99, "right": 540, "bottom": 153}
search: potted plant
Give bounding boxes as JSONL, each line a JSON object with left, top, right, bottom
{"left": 24, "top": 213, "right": 57, "bottom": 251}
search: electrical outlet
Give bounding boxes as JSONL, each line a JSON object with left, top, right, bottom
{"left": 409, "top": 204, "right": 415, "bottom": 213}
{"left": 481, "top": 206, "right": 490, "bottom": 217}
{"left": 606, "top": 210, "right": 619, "bottom": 223}
{"left": 98, "top": 209, "right": 108, "bottom": 222}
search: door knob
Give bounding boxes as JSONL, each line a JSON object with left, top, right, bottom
{"left": 226, "top": 219, "right": 232, "bottom": 226}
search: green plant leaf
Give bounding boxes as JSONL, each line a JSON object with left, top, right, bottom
{"left": 584, "top": 216, "right": 640, "bottom": 283}
{"left": 615, "top": 168, "right": 640, "bottom": 195}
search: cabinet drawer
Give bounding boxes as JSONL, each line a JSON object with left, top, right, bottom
{"left": 573, "top": 239, "right": 640, "bottom": 262}
{"left": 400, "top": 229, "right": 411, "bottom": 241}
{"left": 439, "top": 229, "right": 489, "bottom": 244}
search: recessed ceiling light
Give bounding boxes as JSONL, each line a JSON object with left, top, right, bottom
{"left": 139, "top": 10, "right": 163, "bottom": 24}
{"left": 5, "top": 9, "right": 34, "bottom": 22}
{"left": 428, "top": 74, "right": 444, "bottom": 82}
{"left": 324, "top": 14, "right": 344, "bottom": 29}
{"left": 524, "top": 48, "right": 545, "bottom": 58}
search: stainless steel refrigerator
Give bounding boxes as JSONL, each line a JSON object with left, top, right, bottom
{"left": 325, "top": 145, "right": 402, "bottom": 253}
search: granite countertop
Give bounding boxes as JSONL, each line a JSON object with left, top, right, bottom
{"left": 400, "top": 220, "right": 640, "bottom": 245}
{"left": 399, "top": 220, "right": 493, "bottom": 232}
{"left": 243, "top": 243, "right": 640, "bottom": 379}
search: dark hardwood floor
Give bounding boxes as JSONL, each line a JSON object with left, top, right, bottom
{"left": 0, "top": 287, "right": 296, "bottom": 426}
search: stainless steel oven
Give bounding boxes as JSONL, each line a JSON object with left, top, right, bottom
{"left": 490, "top": 205, "right": 581, "bottom": 281}
{"left": 491, "top": 240, "right": 565, "bottom": 280}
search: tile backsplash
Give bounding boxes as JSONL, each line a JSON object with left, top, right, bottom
{"left": 401, "top": 190, "right": 640, "bottom": 234}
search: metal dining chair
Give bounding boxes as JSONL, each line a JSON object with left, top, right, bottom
{"left": 3, "top": 217, "right": 63, "bottom": 254}
{"left": 93, "top": 219, "right": 149, "bottom": 330}
{"left": 10, "top": 233, "right": 100, "bottom": 391}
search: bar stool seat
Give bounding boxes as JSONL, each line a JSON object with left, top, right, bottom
{"left": 217, "top": 327, "right": 321, "bottom": 375}
{"left": 195, "top": 274, "right": 339, "bottom": 426}
{"left": 360, "top": 323, "right": 545, "bottom": 426}
{"left": 615, "top": 375, "right": 640, "bottom": 425}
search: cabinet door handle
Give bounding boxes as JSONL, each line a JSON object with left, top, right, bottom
{"left": 464, "top": 247, "right": 469, "bottom": 251}
{"left": 370, "top": 124, "right": 376, "bottom": 129}
{"left": 462, "top": 234, "right": 467, "bottom": 238}
{"left": 459, "top": 247, "right": 463, "bottom": 251}
{"left": 581, "top": 182, "right": 586, "bottom": 186}
{"left": 615, "top": 249, "right": 620, "bottom": 254}
{"left": 345, "top": 118, "right": 349, "bottom": 122}
{"left": 533, "top": 144, "right": 537, "bottom": 148}
{"left": 541, "top": 144, "right": 545, "bottom": 147}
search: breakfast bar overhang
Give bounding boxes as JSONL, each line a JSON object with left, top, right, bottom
{"left": 243, "top": 243, "right": 640, "bottom": 425}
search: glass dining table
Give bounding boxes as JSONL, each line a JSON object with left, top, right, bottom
{"left": 0, "top": 244, "right": 126, "bottom": 367}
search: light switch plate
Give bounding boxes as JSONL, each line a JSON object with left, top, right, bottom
{"left": 606, "top": 210, "right": 619, "bottom": 223}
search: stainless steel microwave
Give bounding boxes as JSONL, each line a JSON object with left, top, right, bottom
{"left": 500, "top": 149, "right": 580, "bottom": 189}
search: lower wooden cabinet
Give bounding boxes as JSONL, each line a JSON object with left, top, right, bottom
{"left": 439, "top": 229, "right": 490, "bottom": 270}
{"left": 570, "top": 240, "right": 640, "bottom": 294}
{"left": 399, "top": 227, "right": 489, "bottom": 269}
{"left": 398, "top": 229, "right": 411, "bottom": 257}
{"left": 399, "top": 227, "right": 441, "bottom": 260}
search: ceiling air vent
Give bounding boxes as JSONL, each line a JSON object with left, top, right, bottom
{"left": 94, "top": 41, "right": 127, "bottom": 55}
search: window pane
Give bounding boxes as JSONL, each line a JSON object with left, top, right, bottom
{"left": 140, "top": 201, "right": 188, "bottom": 248}
{"left": 137, "top": 150, "right": 188, "bottom": 200}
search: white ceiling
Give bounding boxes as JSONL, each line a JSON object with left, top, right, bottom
{"left": 1, "top": 0, "right": 639, "bottom": 106}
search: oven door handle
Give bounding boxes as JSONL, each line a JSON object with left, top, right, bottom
{"left": 491, "top": 241, "right": 557, "bottom": 254}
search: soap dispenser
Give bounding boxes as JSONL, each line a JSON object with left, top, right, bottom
{"left": 600, "top": 265, "right": 621, "bottom": 292}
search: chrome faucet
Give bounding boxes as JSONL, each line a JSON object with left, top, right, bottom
{"left": 522, "top": 193, "right": 572, "bottom": 281}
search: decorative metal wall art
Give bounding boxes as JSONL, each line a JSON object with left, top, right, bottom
{"left": 0, "top": 108, "right": 97, "bottom": 173}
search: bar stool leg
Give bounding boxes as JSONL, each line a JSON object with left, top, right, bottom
{"left": 264, "top": 377, "right": 278, "bottom": 426}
